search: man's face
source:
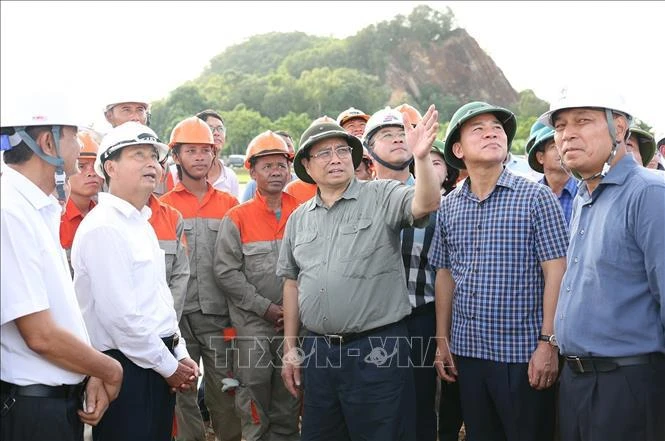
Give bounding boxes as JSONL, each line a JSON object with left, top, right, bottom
{"left": 56, "top": 126, "right": 83, "bottom": 177}
{"left": 453, "top": 113, "right": 507, "bottom": 167}
{"left": 303, "top": 137, "right": 354, "bottom": 187}
{"left": 342, "top": 118, "right": 367, "bottom": 138}
{"left": 105, "top": 144, "right": 160, "bottom": 194}
{"left": 105, "top": 102, "right": 148, "bottom": 128}
{"left": 354, "top": 159, "right": 373, "bottom": 181}
{"left": 250, "top": 154, "right": 290, "bottom": 195}
{"left": 536, "top": 140, "right": 564, "bottom": 174}
{"left": 552, "top": 108, "right": 617, "bottom": 175}
{"left": 205, "top": 116, "right": 225, "bottom": 151}
{"left": 173, "top": 143, "right": 214, "bottom": 180}
{"left": 626, "top": 134, "right": 644, "bottom": 166}
{"left": 371, "top": 126, "right": 410, "bottom": 165}
{"left": 430, "top": 151, "right": 447, "bottom": 187}
{"left": 69, "top": 158, "right": 104, "bottom": 198}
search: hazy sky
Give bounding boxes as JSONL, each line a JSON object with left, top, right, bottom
{"left": 2, "top": 1, "right": 663, "bottom": 135}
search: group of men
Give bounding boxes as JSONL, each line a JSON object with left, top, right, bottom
{"left": 1, "top": 82, "right": 663, "bottom": 441}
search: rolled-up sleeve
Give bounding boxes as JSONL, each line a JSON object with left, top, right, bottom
{"left": 276, "top": 215, "right": 299, "bottom": 280}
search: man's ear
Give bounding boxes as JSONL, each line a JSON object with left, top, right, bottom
{"left": 35, "top": 130, "right": 56, "bottom": 157}
{"left": 614, "top": 114, "right": 629, "bottom": 143}
{"left": 452, "top": 141, "right": 464, "bottom": 161}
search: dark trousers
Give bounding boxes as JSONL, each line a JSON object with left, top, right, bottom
{"left": 456, "top": 356, "right": 555, "bottom": 441}
{"left": 439, "top": 379, "right": 464, "bottom": 441}
{"left": 301, "top": 321, "right": 416, "bottom": 441}
{"left": 559, "top": 355, "right": 665, "bottom": 441}
{"left": 0, "top": 389, "right": 83, "bottom": 441}
{"left": 405, "top": 303, "right": 438, "bottom": 441}
{"left": 93, "top": 350, "right": 176, "bottom": 441}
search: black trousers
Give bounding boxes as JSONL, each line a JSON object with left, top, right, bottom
{"left": 405, "top": 303, "right": 438, "bottom": 441}
{"left": 0, "top": 390, "right": 83, "bottom": 441}
{"left": 93, "top": 350, "right": 176, "bottom": 441}
{"left": 456, "top": 356, "right": 555, "bottom": 441}
{"left": 559, "top": 355, "right": 665, "bottom": 441}
{"left": 439, "top": 379, "right": 464, "bottom": 441}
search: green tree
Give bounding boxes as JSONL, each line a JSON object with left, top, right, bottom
{"left": 516, "top": 89, "right": 549, "bottom": 119}
{"left": 223, "top": 105, "right": 272, "bottom": 156}
{"left": 271, "top": 112, "right": 312, "bottom": 150}
{"left": 150, "top": 84, "right": 213, "bottom": 140}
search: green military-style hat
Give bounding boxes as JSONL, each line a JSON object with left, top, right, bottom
{"left": 443, "top": 101, "right": 517, "bottom": 170}
{"left": 628, "top": 126, "right": 656, "bottom": 166}
{"left": 294, "top": 119, "right": 363, "bottom": 184}
{"left": 527, "top": 127, "right": 555, "bottom": 173}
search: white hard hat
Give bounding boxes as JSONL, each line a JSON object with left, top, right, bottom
{"left": 362, "top": 107, "right": 404, "bottom": 146}
{"left": 95, "top": 121, "right": 168, "bottom": 177}
{"left": 538, "top": 84, "right": 633, "bottom": 128}
{"left": 103, "top": 96, "right": 150, "bottom": 113}
{"left": 1, "top": 93, "right": 87, "bottom": 130}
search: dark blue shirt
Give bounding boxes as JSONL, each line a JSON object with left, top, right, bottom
{"left": 429, "top": 169, "right": 569, "bottom": 363}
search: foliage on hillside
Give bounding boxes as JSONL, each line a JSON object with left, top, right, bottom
{"left": 150, "top": 5, "right": 548, "bottom": 156}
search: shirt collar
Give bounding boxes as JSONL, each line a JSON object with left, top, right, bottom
{"left": 2, "top": 166, "right": 59, "bottom": 211}
{"left": 539, "top": 175, "right": 579, "bottom": 197}
{"left": 63, "top": 198, "right": 96, "bottom": 221}
{"left": 98, "top": 192, "right": 152, "bottom": 220}
{"left": 458, "top": 167, "right": 516, "bottom": 198}
{"left": 310, "top": 178, "right": 359, "bottom": 210}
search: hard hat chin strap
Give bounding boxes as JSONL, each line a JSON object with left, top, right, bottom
{"left": 367, "top": 146, "right": 413, "bottom": 171}
{"left": 16, "top": 125, "right": 67, "bottom": 202}
{"left": 579, "top": 109, "right": 619, "bottom": 182}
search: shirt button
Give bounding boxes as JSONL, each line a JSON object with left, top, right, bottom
{"left": 477, "top": 224, "right": 482, "bottom": 230}
{"left": 573, "top": 257, "right": 579, "bottom": 263}
{"left": 579, "top": 229, "right": 585, "bottom": 236}
{"left": 320, "top": 288, "right": 325, "bottom": 293}
{"left": 566, "top": 286, "right": 571, "bottom": 292}
{"left": 323, "top": 317, "right": 327, "bottom": 321}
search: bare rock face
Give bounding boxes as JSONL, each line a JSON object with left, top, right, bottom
{"left": 385, "top": 28, "right": 519, "bottom": 108}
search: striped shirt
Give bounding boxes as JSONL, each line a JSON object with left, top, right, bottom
{"left": 429, "top": 168, "right": 569, "bottom": 363}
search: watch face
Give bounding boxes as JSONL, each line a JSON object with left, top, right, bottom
{"left": 549, "top": 335, "right": 558, "bottom": 346}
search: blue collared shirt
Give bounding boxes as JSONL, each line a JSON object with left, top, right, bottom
{"left": 540, "top": 175, "right": 579, "bottom": 225}
{"left": 555, "top": 155, "right": 665, "bottom": 357}
{"left": 429, "top": 168, "right": 569, "bottom": 363}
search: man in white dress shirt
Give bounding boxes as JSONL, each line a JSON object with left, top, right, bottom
{"left": 1, "top": 96, "right": 123, "bottom": 441}
{"left": 72, "top": 122, "right": 199, "bottom": 441}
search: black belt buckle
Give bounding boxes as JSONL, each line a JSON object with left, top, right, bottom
{"left": 326, "top": 334, "right": 345, "bottom": 345}
{"left": 568, "top": 356, "right": 585, "bottom": 373}
{"left": 172, "top": 334, "right": 180, "bottom": 349}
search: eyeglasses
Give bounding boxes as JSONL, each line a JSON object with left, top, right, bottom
{"left": 209, "top": 126, "right": 226, "bottom": 134}
{"left": 309, "top": 145, "right": 353, "bottom": 162}
{"left": 377, "top": 130, "right": 406, "bottom": 142}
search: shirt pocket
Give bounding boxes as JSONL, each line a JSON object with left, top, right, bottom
{"left": 243, "top": 242, "right": 274, "bottom": 275}
{"left": 160, "top": 240, "right": 177, "bottom": 281}
{"left": 293, "top": 230, "right": 318, "bottom": 268}
{"left": 337, "top": 218, "right": 375, "bottom": 262}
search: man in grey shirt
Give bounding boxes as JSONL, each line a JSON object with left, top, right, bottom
{"left": 277, "top": 106, "right": 441, "bottom": 441}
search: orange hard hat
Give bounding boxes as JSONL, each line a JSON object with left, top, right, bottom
{"left": 245, "top": 130, "right": 293, "bottom": 169}
{"left": 169, "top": 116, "right": 214, "bottom": 149}
{"left": 77, "top": 131, "right": 99, "bottom": 160}
{"left": 394, "top": 103, "right": 422, "bottom": 126}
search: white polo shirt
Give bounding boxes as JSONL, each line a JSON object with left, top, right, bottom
{"left": 1, "top": 166, "right": 89, "bottom": 386}
{"left": 72, "top": 192, "right": 188, "bottom": 378}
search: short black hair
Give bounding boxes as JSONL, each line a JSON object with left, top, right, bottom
{"left": 1, "top": 126, "right": 54, "bottom": 164}
{"left": 196, "top": 109, "right": 224, "bottom": 125}
{"left": 101, "top": 148, "right": 123, "bottom": 185}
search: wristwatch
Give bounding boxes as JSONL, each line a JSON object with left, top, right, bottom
{"left": 539, "top": 334, "right": 558, "bottom": 348}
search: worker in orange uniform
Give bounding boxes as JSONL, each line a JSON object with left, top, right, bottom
{"left": 160, "top": 116, "right": 241, "bottom": 441}
{"left": 214, "top": 131, "right": 301, "bottom": 441}
{"left": 59, "top": 131, "right": 104, "bottom": 272}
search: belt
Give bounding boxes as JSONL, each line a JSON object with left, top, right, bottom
{"left": 565, "top": 352, "right": 664, "bottom": 374}
{"left": 408, "top": 301, "right": 435, "bottom": 318}
{"left": 0, "top": 380, "right": 86, "bottom": 399}
{"left": 320, "top": 320, "right": 403, "bottom": 345}
{"left": 162, "top": 334, "right": 180, "bottom": 351}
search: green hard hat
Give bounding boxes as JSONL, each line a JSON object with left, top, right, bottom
{"left": 294, "top": 120, "right": 363, "bottom": 184}
{"left": 527, "top": 127, "right": 555, "bottom": 173}
{"left": 443, "top": 101, "right": 517, "bottom": 170}
{"left": 628, "top": 126, "right": 656, "bottom": 167}
{"left": 525, "top": 121, "right": 549, "bottom": 153}
{"left": 431, "top": 139, "right": 445, "bottom": 157}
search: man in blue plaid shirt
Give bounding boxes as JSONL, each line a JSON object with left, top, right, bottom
{"left": 429, "top": 101, "right": 569, "bottom": 441}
